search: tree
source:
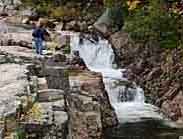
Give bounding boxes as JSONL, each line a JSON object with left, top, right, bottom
{"left": 124, "top": 0, "right": 181, "bottom": 48}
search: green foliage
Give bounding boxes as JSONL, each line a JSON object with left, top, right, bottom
{"left": 21, "top": 0, "right": 53, "bottom": 15}
{"left": 124, "top": 0, "right": 181, "bottom": 48}
{"left": 104, "top": 0, "right": 127, "bottom": 8}
{"left": 50, "top": 6, "right": 80, "bottom": 19}
{"left": 104, "top": 0, "right": 115, "bottom": 7}
{"left": 20, "top": 0, "right": 88, "bottom": 18}
{"left": 62, "top": 44, "right": 71, "bottom": 54}
{"left": 15, "top": 127, "right": 26, "bottom": 139}
{"left": 36, "top": 4, "right": 51, "bottom": 16}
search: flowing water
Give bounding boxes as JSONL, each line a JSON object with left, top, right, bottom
{"left": 70, "top": 33, "right": 183, "bottom": 139}
{"left": 70, "top": 33, "right": 163, "bottom": 122}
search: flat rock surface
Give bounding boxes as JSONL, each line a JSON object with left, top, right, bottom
{"left": 0, "top": 46, "right": 36, "bottom": 59}
{"left": 0, "top": 64, "right": 28, "bottom": 117}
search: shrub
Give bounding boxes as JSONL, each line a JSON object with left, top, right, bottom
{"left": 50, "top": 6, "right": 80, "bottom": 19}
{"left": 124, "top": 0, "right": 182, "bottom": 48}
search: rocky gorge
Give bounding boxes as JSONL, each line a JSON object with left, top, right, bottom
{"left": 109, "top": 31, "right": 183, "bottom": 124}
{"left": 0, "top": 0, "right": 183, "bottom": 138}
{"left": 93, "top": 9, "right": 183, "bottom": 125}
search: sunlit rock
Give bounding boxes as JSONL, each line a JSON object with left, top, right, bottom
{"left": 67, "top": 70, "right": 118, "bottom": 139}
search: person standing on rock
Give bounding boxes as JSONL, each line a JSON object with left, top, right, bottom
{"left": 32, "top": 20, "right": 50, "bottom": 55}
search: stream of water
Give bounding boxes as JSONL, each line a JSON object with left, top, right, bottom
{"left": 70, "top": 33, "right": 163, "bottom": 123}
{"left": 3, "top": 23, "right": 183, "bottom": 138}
{"left": 70, "top": 33, "right": 183, "bottom": 139}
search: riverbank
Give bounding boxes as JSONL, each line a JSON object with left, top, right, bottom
{"left": 109, "top": 31, "right": 183, "bottom": 125}
{"left": 0, "top": 24, "right": 118, "bottom": 138}
{"left": 1, "top": 1, "right": 183, "bottom": 137}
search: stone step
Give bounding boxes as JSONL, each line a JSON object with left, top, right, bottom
{"left": 38, "top": 89, "right": 65, "bottom": 102}
{"left": 38, "top": 78, "right": 48, "bottom": 90}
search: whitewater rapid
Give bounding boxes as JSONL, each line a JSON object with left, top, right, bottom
{"left": 70, "top": 33, "right": 163, "bottom": 123}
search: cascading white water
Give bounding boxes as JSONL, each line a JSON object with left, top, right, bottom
{"left": 70, "top": 33, "right": 163, "bottom": 123}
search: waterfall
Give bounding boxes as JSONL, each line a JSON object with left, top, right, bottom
{"left": 70, "top": 33, "right": 163, "bottom": 123}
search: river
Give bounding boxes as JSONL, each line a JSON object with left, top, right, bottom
{"left": 3, "top": 23, "right": 183, "bottom": 138}
{"left": 70, "top": 33, "right": 183, "bottom": 139}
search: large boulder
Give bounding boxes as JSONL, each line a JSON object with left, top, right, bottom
{"left": 0, "top": 27, "right": 32, "bottom": 48}
{"left": 109, "top": 31, "right": 135, "bottom": 67}
{"left": 67, "top": 70, "right": 118, "bottom": 139}
{"left": 22, "top": 100, "right": 68, "bottom": 139}
{"left": 94, "top": 6, "right": 124, "bottom": 37}
{"left": 45, "top": 66, "right": 70, "bottom": 91}
{"left": 0, "top": 46, "right": 36, "bottom": 61}
{"left": 0, "top": 64, "right": 29, "bottom": 120}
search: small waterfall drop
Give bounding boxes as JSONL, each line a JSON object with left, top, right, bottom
{"left": 70, "top": 33, "right": 163, "bottom": 123}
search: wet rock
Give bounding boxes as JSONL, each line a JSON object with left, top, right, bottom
{"left": 94, "top": 22, "right": 111, "bottom": 37}
{"left": 110, "top": 31, "right": 135, "bottom": 67}
{"left": 94, "top": 6, "right": 124, "bottom": 37}
{"left": 162, "top": 100, "right": 182, "bottom": 121}
{"left": 65, "top": 20, "right": 78, "bottom": 31}
{"left": 69, "top": 51, "right": 88, "bottom": 70}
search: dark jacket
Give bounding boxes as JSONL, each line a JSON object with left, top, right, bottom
{"left": 32, "top": 27, "right": 49, "bottom": 40}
